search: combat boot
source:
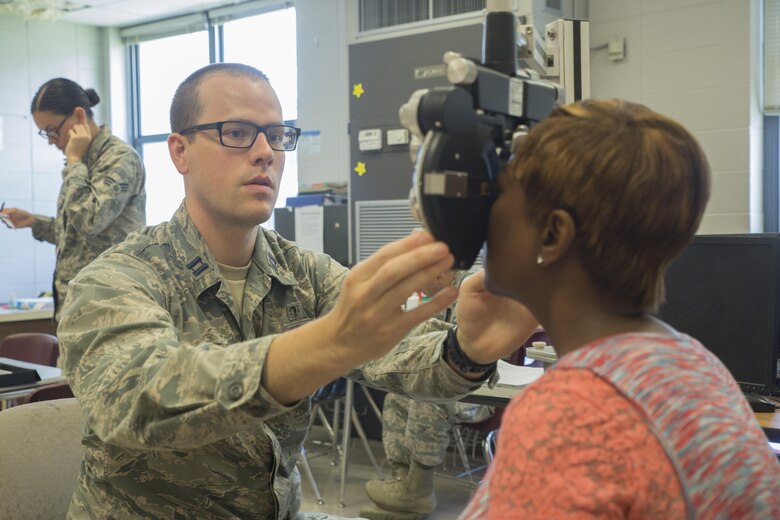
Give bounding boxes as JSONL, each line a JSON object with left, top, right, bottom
{"left": 390, "top": 462, "right": 409, "bottom": 480}
{"left": 365, "top": 460, "right": 436, "bottom": 515}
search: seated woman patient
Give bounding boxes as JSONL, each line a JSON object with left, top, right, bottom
{"left": 459, "top": 99, "right": 780, "bottom": 519}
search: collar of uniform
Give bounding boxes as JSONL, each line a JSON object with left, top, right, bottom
{"left": 84, "top": 125, "right": 112, "bottom": 167}
{"left": 166, "top": 202, "right": 223, "bottom": 297}
{"left": 251, "top": 227, "right": 298, "bottom": 287}
{"left": 167, "top": 203, "right": 298, "bottom": 298}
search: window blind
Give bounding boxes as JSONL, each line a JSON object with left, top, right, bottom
{"left": 359, "top": 0, "right": 485, "bottom": 32}
{"left": 119, "top": 13, "right": 208, "bottom": 44}
{"left": 209, "top": 0, "right": 292, "bottom": 26}
{"left": 767, "top": 0, "right": 780, "bottom": 114}
{"left": 119, "top": 0, "right": 292, "bottom": 44}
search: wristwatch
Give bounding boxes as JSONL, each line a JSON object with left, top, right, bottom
{"left": 444, "top": 326, "right": 496, "bottom": 375}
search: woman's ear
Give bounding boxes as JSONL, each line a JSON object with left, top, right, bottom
{"left": 72, "top": 106, "right": 88, "bottom": 124}
{"left": 539, "top": 209, "right": 576, "bottom": 265}
{"left": 167, "top": 133, "right": 189, "bottom": 176}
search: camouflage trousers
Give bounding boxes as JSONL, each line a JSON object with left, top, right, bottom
{"left": 381, "top": 393, "right": 494, "bottom": 468}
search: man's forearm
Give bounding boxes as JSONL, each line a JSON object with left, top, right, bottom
{"left": 261, "top": 317, "right": 359, "bottom": 405}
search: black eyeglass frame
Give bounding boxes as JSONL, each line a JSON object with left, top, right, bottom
{"left": 178, "top": 120, "right": 302, "bottom": 151}
{"left": 37, "top": 115, "right": 70, "bottom": 140}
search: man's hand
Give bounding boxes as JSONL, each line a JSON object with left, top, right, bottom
{"left": 1, "top": 207, "right": 34, "bottom": 228}
{"left": 263, "top": 231, "right": 458, "bottom": 404}
{"left": 64, "top": 123, "right": 92, "bottom": 165}
{"left": 323, "top": 230, "right": 458, "bottom": 365}
{"left": 455, "top": 270, "right": 539, "bottom": 364}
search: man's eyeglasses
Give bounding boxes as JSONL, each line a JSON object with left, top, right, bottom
{"left": 38, "top": 115, "right": 69, "bottom": 140}
{"left": 178, "top": 121, "right": 301, "bottom": 151}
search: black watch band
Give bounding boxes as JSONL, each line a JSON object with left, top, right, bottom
{"left": 444, "top": 326, "right": 495, "bottom": 374}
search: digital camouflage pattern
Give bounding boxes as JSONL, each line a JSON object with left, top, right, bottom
{"left": 31, "top": 125, "right": 145, "bottom": 319}
{"left": 382, "top": 395, "right": 494, "bottom": 469}
{"left": 58, "top": 203, "right": 484, "bottom": 520}
{"left": 382, "top": 269, "right": 494, "bottom": 468}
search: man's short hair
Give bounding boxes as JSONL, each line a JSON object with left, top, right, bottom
{"left": 169, "top": 63, "right": 270, "bottom": 133}
{"left": 510, "top": 99, "right": 711, "bottom": 312}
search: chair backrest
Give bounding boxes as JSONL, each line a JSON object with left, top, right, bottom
{"left": 0, "top": 333, "right": 60, "bottom": 367}
{"left": 0, "top": 398, "right": 84, "bottom": 519}
{"left": 22, "top": 381, "right": 75, "bottom": 404}
{"left": 312, "top": 377, "right": 347, "bottom": 403}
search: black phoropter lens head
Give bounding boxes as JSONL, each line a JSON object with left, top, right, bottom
{"left": 414, "top": 123, "right": 500, "bottom": 269}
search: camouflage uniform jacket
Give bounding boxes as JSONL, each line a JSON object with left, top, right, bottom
{"left": 58, "top": 203, "right": 484, "bottom": 520}
{"left": 31, "top": 125, "right": 146, "bottom": 319}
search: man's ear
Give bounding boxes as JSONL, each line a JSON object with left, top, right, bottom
{"left": 167, "top": 133, "right": 190, "bottom": 176}
{"left": 538, "top": 209, "right": 576, "bottom": 265}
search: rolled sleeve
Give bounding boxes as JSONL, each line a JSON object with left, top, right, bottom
{"left": 31, "top": 214, "right": 55, "bottom": 244}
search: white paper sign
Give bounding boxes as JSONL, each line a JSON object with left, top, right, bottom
{"left": 294, "top": 205, "right": 324, "bottom": 253}
{"left": 298, "top": 130, "right": 321, "bottom": 155}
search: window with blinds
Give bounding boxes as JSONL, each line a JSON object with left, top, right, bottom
{"left": 359, "top": 0, "right": 485, "bottom": 32}
{"left": 767, "top": 0, "right": 780, "bottom": 114}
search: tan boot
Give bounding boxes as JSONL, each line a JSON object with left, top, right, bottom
{"left": 390, "top": 462, "right": 409, "bottom": 481}
{"left": 365, "top": 461, "right": 436, "bottom": 515}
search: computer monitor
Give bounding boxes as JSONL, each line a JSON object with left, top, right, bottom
{"left": 656, "top": 233, "right": 780, "bottom": 395}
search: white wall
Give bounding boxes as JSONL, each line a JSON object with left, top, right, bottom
{"left": 0, "top": 15, "right": 108, "bottom": 302}
{"left": 294, "top": 0, "right": 765, "bottom": 236}
{"left": 589, "top": 0, "right": 763, "bottom": 233}
{"left": 294, "top": 0, "right": 350, "bottom": 188}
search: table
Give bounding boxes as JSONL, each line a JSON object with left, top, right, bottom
{"left": 756, "top": 411, "right": 780, "bottom": 456}
{"left": 463, "top": 381, "right": 528, "bottom": 407}
{"left": 461, "top": 361, "right": 544, "bottom": 407}
{"left": 0, "top": 309, "right": 56, "bottom": 341}
{"left": 0, "top": 357, "right": 65, "bottom": 402}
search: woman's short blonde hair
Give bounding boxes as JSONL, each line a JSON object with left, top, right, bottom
{"left": 510, "top": 99, "right": 711, "bottom": 312}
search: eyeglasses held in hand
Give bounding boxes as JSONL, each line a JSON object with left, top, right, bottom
{"left": 178, "top": 121, "right": 301, "bottom": 151}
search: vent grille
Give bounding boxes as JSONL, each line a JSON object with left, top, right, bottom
{"left": 355, "top": 199, "right": 486, "bottom": 269}
{"left": 359, "top": 0, "right": 485, "bottom": 32}
{"left": 355, "top": 200, "right": 419, "bottom": 262}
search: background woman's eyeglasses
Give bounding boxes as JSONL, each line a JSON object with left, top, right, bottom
{"left": 37, "top": 115, "right": 70, "bottom": 140}
{"left": 178, "top": 121, "right": 302, "bottom": 151}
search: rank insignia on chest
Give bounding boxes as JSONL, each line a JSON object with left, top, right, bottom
{"left": 186, "top": 256, "right": 210, "bottom": 277}
{"left": 286, "top": 302, "right": 304, "bottom": 323}
{"left": 267, "top": 251, "right": 279, "bottom": 272}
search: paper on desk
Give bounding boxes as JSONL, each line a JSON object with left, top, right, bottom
{"left": 0, "top": 213, "right": 14, "bottom": 229}
{"left": 496, "top": 360, "right": 544, "bottom": 388}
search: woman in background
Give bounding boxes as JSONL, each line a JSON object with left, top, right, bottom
{"left": 1, "top": 78, "right": 146, "bottom": 320}
{"left": 459, "top": 99, "right": 779, "bottom": 519}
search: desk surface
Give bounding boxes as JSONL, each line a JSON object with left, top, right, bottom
{"left": 756, "top": 412, "right": 780, "bottom": 436}
{"left": 0, "top": 357, "right": 64, "bottom": 399}
{"left": 0, "top": 308, "right": 54, "bottom": 323}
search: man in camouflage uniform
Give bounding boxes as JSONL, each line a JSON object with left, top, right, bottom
{"left": 2, "top": 122, "right": 146, "bottom": 320}
{"left": 58, "top": 63, "right": 537, "bottom": 520}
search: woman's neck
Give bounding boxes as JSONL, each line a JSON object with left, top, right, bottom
{"left": 538, "top": 279, "right": 674, "bottom": 358}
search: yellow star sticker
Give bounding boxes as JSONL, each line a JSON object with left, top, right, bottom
{"left": 354, "top": 161, "right": 367, "bottom": 176}
{"left": 352, "top": 83, "right": 365, "bottom": 98}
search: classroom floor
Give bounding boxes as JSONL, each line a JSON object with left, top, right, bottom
{"left": 299, "top": 426, "right": 484, "bottom": 519}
